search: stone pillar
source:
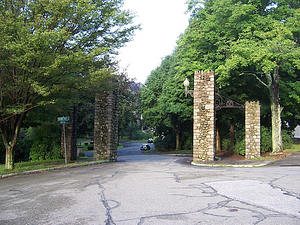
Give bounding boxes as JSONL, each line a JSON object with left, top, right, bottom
{"left": 245, "top": 101, "right": 261, "bottom": 159}
{"left": 94, "top": 88, "right": 119, "bottom": 162}
{"left": 193, "top": 71, "right": 215, "bottom": 162}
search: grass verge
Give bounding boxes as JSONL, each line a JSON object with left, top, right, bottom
{"left": 0, "top": 157, "right": 99, "bottom": 176}
{"left": 286, "top": 143, "right": 300, "bottom": 152}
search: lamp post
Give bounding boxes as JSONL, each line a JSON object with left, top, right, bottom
{"left": 183, "top": 78, "right": 194, "bottom": 97}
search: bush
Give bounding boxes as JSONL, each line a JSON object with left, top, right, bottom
{"left": 78, "top": 152, "right": 85, "bottom": 157}
{"left": 221, "top": 138, "right": 231, "bottom": 151}
{"left": 233, "top": 139, "right": 245, "bottom": 155}
{"left": 182, "top": 133, "right": 193, "bottom": 151}
{"left": 154, "top": 135, "right": 175, "bottom": 152}
{"left": 261, "top": 126, "right": 272, "bottom": 153}
{"left": 260, "top": 126, "right": 292, "bottom": 153}
{"left": 282, "top": 129, "right": 293, "bottom": 150}
{"left": 27, "top": 122, "right": 61, "bottom": 161}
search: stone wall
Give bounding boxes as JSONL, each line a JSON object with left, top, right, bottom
{"left": 193, "top": 71, "right": 215, "bottom": 162}
{"left": 94, "top": 88, "right": 119, "bottom": 162}
{"left": 245, "top": 101, "right": 261, "bottom": 159}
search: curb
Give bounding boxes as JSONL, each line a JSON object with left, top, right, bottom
{"left": 0, "top": 160, "right": 109, "bottom": 179}
{"left": 191, "top": 160, "right": 272, "bottom": 168}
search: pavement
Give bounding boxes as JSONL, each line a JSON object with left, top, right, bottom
{"left": 1, "top": 151, "right": 300, "bottom": 179}
{"left": 173, "top": 152, "right": 300, "bottom": 168}
{"left": 1, "top": 150, "right": 300, "bottom": 225}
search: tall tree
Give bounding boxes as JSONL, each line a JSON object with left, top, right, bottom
{"left": 118, "top": 78, "right": 141, "bottom": 140}
{"left": 0, "top": 0, "right": 138, "bottom": 169}
{"left": 184, "top": 0, "right": 300, "bottom": 154}
{"left": 140, "top": 55, "right": 193, "bottom": 151}
{"left": 215, "top": 1, "right": 300, "bottom": 153}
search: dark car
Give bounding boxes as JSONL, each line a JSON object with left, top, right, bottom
{"left": 148, "top": 138, "right": 153, "bottom": 143}
{"left": 140, "top": 144, "right": 151, "bottom": 151}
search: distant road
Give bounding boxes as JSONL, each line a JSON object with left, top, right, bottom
{"left": 84, "top": 141, "right": 154, "bottom": 157}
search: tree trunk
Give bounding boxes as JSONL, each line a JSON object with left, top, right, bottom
{"left": 176, "top": 131, "right": 180, "bottom": 151}
{"left": 3, "top": 130, "right": 18, "bottom": 170}
{"left": 216, "top": 119, "right": 221, "bottom": 152}
{"left": 5, "top": 146, "right": 14, "bottom": 170}
{"left": 268, "top": 68, "right": 283, "bottom": 154}
{"left": 270, "top": 100, "right": 283, "bottom": 154}
{"left": 2, "top": 114, "right": 25, "bottom": 169}
{"left": 230, "top": 118, "right": 235, "bottom": 150}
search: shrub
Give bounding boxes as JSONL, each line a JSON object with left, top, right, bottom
{"left": 78, "top": 152, "right": 85, "bottom": 157}
{"left": 27, "top": 122, "right": 61, "bottom": 161}
{"left": 233, "top": 139, "right": 245, "bottom": 155}
{"left": 182, "top": 133, "right": 193, "bottom": 151}
{"left": 282, "top": 129, "right": 293, "bottom": 150}
{"left": 154, "top": 135, "right": 175, "bottom": 152}
{"left": 261, "top": 126, "right": 292, "bottom": 152}
{"left": 221, "top": 138, "right": 231, "bottom": 151}
{"left": 261, "top": 126, "right": 272, "bottom": 153}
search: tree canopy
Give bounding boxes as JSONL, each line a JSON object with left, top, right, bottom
{"left": 0, "top": 0, "right": 138, "bottom": 169}
{"left": 141, "top": 0, "right": 300, "bottom": 153}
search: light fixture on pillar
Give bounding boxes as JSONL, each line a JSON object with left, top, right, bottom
{"left": 183, "top": 78, "right": 194, "bottom": 97}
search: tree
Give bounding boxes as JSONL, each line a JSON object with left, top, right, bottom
{"left": 215, "top": 1, "right": 300, "bottom": 154}
{"left": 118, "top": 80, "right": 141, "bottom": 140}
{"left": 0, "top": 0, "right": 138, "bottom": 169}
{"left": 140, "top": 55, "right": 193, "bottom": 151}
{"left": 184, "top": 0, "right": 300, "bottom": 154}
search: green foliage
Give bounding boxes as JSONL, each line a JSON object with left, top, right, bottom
{"left": 232, "top": 127, "right": 293, "bottom": 155}
{"left": 132, "top": 130, "right": 151, "bottom": 141}
{"left": 282, "top": 129, "right": 293, "bottom": 150}
{"left": 233, "top": 139, "right": 245, "bottom": 156}
{"left": 78, "top": 152, "right": 86, "bottom": 157}
{"left": 140, "top": 54, "right": 193, "bottom": 150}
{"left": 222, "top": 138, "right": 231, "bottom": 151}
{"left": 261, "top": 126, "right": 272, "bottom": 153}
{"left": 118, "top": 80, "right": 141, "bottom": 140}
{"left": 26, "top": 122, "right": 61, "bottom": 161}
{"left": 0, "top": 136, "right": 30, "bottom": 164}
{"left": 153, "top": 136, "right": 175, "bottom": 152}
{"left": 0, "top": 0, "right": 138, "bottom": 169}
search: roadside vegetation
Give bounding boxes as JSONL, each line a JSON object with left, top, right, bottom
{"left": 140, "top": 0, "right": 299, "bottom": 155}
{"left": 1, "top": 0, "right": 299, "bottom": 172}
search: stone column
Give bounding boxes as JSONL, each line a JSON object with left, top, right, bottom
{"left": 193, "top": 71, "right": 215, "bottom": 162}
{"left": 94, "top": 88, "right": 119, "bottom": 162}
{"left": 245, "top": 101, "right": 261, "bottom": 159}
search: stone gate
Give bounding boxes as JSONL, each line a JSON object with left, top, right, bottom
{"left": 192, "top": 71, "right": 261, "bottom": 162}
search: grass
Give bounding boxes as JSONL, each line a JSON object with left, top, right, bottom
{"left": 156, "top": 149, "right": 193, "bottom": 155}
{"left": 120, "top": 138, "right": 148, "bottom": 143}
{"left": 0, "top": 159, "right": 64, "bottom": 176}
{"left": 0, "top": 139, "right": 133, "bottom": 176}
{"left": 285, "top": 143, "right": 300, "bottom": 152}
{"left": 2, "top": 142, "right": 298, "bottom": 177}
{"left": 0, "top": 157, "right": 100, "bottom": 176}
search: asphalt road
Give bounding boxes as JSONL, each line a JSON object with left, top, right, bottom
{"left": 0, "top": 142, "right": 300, "bottom": 225}
{"left": 83, "top": 141, "right": 154, "bottom": 157}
